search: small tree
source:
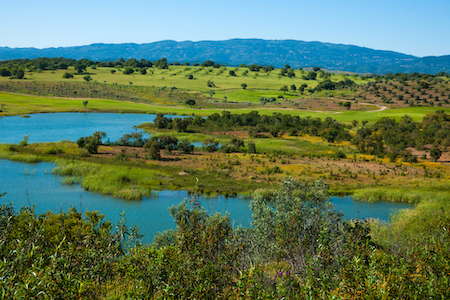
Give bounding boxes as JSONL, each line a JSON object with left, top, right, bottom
{"left": 343, "top": 101, "right": 351, "bottom": 110}
{"left": 62, "top": 72, "right": 73, "bottom": 79}
{"left": 185, "top": 99, "right": 196, "bottom": 106}
{"left": 123, "top": 67, "right": 134, "bottom": 75}
{"left": 111, "top": 69, "right": 116, "bottom": 74}
{"left": 202, "top": 138, "right": 219, "bottom": 152}
{"left": 247, "top": 141, "right": 256, "bottom": 153}
{"left": 19, "top": 135, "right": 29, "bottom": 146}
{"left": 241, "top": 83, "right": 247, "bottom": 90}
{"left": 290, "top": 84, "right": 297, "bottom": 92}
{"left": 82, "top": 100, "right": 89, "bottom": 108}
{"left": 287, "top": 69, "right": 295, "bottom": 78}
{"left": 430, "top": 146, "right": 442, "bottom": 162}
{"left": 12, "top": 69, "right": 25, "bottom": 79}
{"left": 178, "top": 140, "right": 195, "bottom": 154}
{"left": 188, "top": 74, "right": 194, "bottom": 80}
{"left": 83, "top": 75, "right": 92, "bottom": 83}
{"left": 75, "top": 63, "right": 86, "bottom": 74}
{"left": 209, "top": 90, "right": 215, "bottom": 99}
{"left": 207, "top": 80, "right": 215, "bottom": 87}
{"left": 280, "top": 85, "right": 288, "bottom": 94}
{"left": 144, "top": 140, "right": 161, "bottom": 160}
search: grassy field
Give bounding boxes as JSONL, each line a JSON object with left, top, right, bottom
{"left": 2, "top": 92, "right": 450, "bottom": 123}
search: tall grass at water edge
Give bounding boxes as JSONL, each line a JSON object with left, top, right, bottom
{"left": 357, "top": 185, "right": 450, "bottom": 247}
{"left": 52, "top": 159, "right": 167, "bottom": 200}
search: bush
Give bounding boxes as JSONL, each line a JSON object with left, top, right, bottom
{"left": 144, "top": 140, "right": 161, "bottom": 160}
{"left": 123, "top": 67, "right": 134, "bottom": 75}
{"left": 62, "top": 72, "right": 73, "bottom": 78}
{"left": 178, "top": 140, "right": 194, "bottom": 154}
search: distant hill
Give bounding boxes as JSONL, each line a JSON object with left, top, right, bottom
{"left": 1, "top": 39, "right": 449, "bottom": 74}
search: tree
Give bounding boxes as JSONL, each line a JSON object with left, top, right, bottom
{"left": 201, "top": 60, "right": 214, "bottom": 67}
{"left": 229, "top": 70, "right": 236, "bottom": 76}
{"left": 188, "top": 74, "right": 194, "bottom": 80}
{"left": 290, "top": 84, "right": 297, "bottom": 92}
{"left": 0, "top": 68, "right": 11, "bottom": 77}
{"left": 83, "top": 75, "right": 92, "bottom": 82}
{"left": 352, "top": 120, "right": 359, "bottom": 128}
{"left": 76, "top": 134, "right": 99, "bottom": 154}
{"left": 123, "top": 67, "right": 134, "bottom": 75}
{"left": 185, "top": 99, "right": 196, "bottom": 106}
{"left": 280, "top": 85, "right": 288, "bottom": 94}
{"left": 287, "top": 69, "right": 295, "bottom": 78}
{"left": 75, "top": 63, "right": 86, "bottom": 75}
{"left": 207, "top": 80, "right": 215, "bottom": 87}
{"left": 62, "top": 72, "right": 73, "bottom": 79}
{"left": 140, "top": 68, "right": 147, "bottom": 75}
{"left": 145, "top": 140, "right": 161, "bottom": 160}
{"left": 343, "top": 101, "right": 351, "bottom": 110}
{"left": 209, "top": 90, "right": 215, "bottom": 99}
{"left": 247, "top": 141, "right": 256, "bottom": 153}
{"left": 12, "top": 69, "right": 25, "bottom": 79}
{"left": 173, "top": 118, "right": 190, "bottom": 132}
{"left": 243, "top": 177, "right": 345, "bottom": 273}
{"left": 82, "top": 100, "right": 89, "bottom": 108}
{"left": 111, "top": 69, "right": 116, "bottom": 74}
{"left": 430, "top": 146, "right": 442, "bottom": 162}
{"left": 178, "top": 140, "right": 195, "bottom": 154}
{"left": 154, "top": 58, "right": 168, "bottom": 69}
{"left": 241, "top": 83, "right": 247, "bottom": 89}
{"left": 202, "top": 138, "right": 219, "bottom": 152}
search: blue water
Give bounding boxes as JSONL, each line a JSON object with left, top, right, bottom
{"left": 0, "top": 112, "right": 414, "bottom": 244}
{"left": 0, "top": 112, "right": 193, "bottom": 144}
{"left": 0, "top": 159, "right": 413, "bottom": 244}
{"left": 0, "top": 159, "right": 253, "bottom": 244}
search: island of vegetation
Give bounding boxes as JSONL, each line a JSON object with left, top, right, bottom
{"left": 0, "top": 57, "right": 449, "bottom": 298}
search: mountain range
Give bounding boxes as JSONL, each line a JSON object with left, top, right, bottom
{"left": 1, "top": 39, "right": 449, "bottom": 74}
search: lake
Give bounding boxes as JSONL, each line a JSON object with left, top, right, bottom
{"left": 0, "top": 113, "right": 414, "bottom": 243}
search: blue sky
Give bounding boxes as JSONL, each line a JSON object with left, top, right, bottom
{"left": 1, "top": 0, "right": 449, "bottom": 57}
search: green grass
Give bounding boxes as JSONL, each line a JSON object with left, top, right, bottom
{"left": 52, "top": 159, "right": 166, "bottom": 200}
{"left": 369, "top": 188, "right": 450, "bottom": 247}
{"left": 3, "top": 65, "right": 450, "bottom": 123}
{"left": 0, "top": 145, "right": 41, "bottom": 163}
{"left": 2, "top": 91, "right": 450, "bottom": 125}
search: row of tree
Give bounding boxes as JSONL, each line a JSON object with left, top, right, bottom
{"left": 154, "top": 111, "right": 352, "bottom": 143}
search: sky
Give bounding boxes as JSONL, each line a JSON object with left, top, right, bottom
{"left": 0, "top": 0, "right": 449, "bottom": 57}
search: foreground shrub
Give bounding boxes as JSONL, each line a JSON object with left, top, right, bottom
{"left": 0, "top": 204, "right": 130, "bottom": 299}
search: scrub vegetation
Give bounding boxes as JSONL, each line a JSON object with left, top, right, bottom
{"left": 1, "top": 57, "right": 450, "bottom": 297}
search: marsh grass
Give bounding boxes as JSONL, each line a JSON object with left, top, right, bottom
{"left": 353, "top": 182, "right": 450, "bottom": 204}
{"left": 52, "top": 159, "right": 165, "bottom": 200}
{"left": 370, "top": 190, "right": 450, "bottom": 247}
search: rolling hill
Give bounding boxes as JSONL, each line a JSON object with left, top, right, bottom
{"left": 1, "top": 39, "right": 449, "bottom": 74}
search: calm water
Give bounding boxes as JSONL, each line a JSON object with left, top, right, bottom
{"left": 0, "top": 159, "right": 254, "bottom": 243}
{"left": 0, "top": 159, "right": 413, "bottom": 244}
{"left": 0, "top": 113, "right": 414, "bottom": 243}
{"left": 0, "top": 112, "right": 193, "bottom": 144}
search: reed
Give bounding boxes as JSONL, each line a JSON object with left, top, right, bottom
{"left": 52, "top": 159, "right": 164, "bottom": 200}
